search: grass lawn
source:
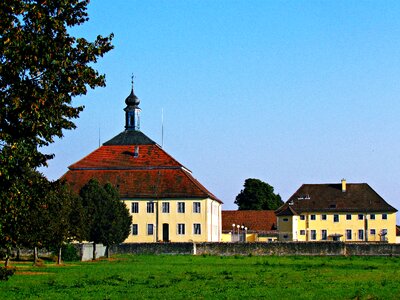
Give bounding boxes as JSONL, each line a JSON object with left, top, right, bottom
{"left": 1, "top": 255, "right": 400, "bottom": 299}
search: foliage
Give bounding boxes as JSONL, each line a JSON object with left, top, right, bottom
{"left": 1, "top": 255, "right": 400, "bottom": 298}
{"left": 60, "top": 244, "right": 80, "bottom": 262}
{"left": 0, "top": 266, "right": 15, "bottom": 281}
{"left": 79, "top": 179, "right": 132, "bottom": 258}
{"left": 0, "top": 0, "right": 113, "bottom": 263}
{"left": 235, "top": 178, "right": 283, "bottom": 210}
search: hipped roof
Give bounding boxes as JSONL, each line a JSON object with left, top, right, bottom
{"left": 222, "top": 210, "right": 277, "bottom": 233}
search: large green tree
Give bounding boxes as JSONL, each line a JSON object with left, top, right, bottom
{"left": 80, "top": 179, "right": 132, "bottom": 260}
{"left": 235, "top": 178, "right": 283, "bottom": 210}
{"left": 0, "top": 0, "right": 113, "bottom": 262}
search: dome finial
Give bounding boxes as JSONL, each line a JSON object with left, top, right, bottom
{"left": 125, "top": 74, "right": 140, "bottom": 106}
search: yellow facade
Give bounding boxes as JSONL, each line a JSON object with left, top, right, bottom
{"left": 278, "top": 212, "right": 396, "bottom": 243}
{"left": 123, "top": 198, "right": 221, "bottom": 243}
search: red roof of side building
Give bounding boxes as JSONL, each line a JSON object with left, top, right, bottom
{"left": 62, "top": 131, "right": 221, "bottom": 202}
{"left": 222, "top": 210, "right": 277, "bottom": 233}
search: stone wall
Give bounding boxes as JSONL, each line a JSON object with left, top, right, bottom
{"left": 111, "top": 242, "right": 400, "bottom": 257}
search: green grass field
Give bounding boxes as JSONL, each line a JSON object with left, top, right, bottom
{"left": 1, "top": 255, "right": 400, "bottom": 299}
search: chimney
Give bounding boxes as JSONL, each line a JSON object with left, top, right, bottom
{"left": 341, "top": 179, "right": 346, "bottom": 192}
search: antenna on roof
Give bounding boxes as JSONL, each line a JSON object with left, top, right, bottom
{"left": 98, "top": 127, "right": 101, "bottom": 148}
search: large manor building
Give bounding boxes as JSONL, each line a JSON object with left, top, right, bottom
{"left": 63, "top": 85, "right": 222, "bottom": 243}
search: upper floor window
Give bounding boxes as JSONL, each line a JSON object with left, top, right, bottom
{"left": 178, "top": 202, "right": 185, "bottom": 213}
{"left": 382, "top": 214, "right": 388, "bottom": 220}
{"left": 300, "top": 230, "right": 305, "bottom": 235}
{"left": 321, "top": 214, "right": 327, "bottom": 220}
{"left": 162, "top": 202, "right": 170, "bottom": 213}
{"left": 346, "top": 214, "right": 352, "bottom": 220}
{"left": 132, "top": 224, "right": 138, "bottom": 235}
{"left": 310, "top": 215, "right": 316, "bottom": 220}
{"left": 147, "top": 202, "right": 154, "bottom": 213}
{"left": 370, "top": 214, "right": 375, "bottom": 220}
{"left": 131, "top": 202, "right": 139, "bottom": 214}
{"left": 358, "top": 214, "right": 364, "bottom": 220}
{"left": 300, "top": 215, "right": 305, "bottom": 220}
{"left": 193, "top": 202, "right": 201, "bottom": 213}
{"left": 334, "top": 214, "right": 339, "bottom": 222}
{"left": 283, "top": 218, "right": 289, "bottom": 222}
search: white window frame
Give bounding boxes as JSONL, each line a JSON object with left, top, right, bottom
{"left": 334, "top": 214, "right": 339, "bottom": 222}
{"left": 162, "top": 202, "right": 170, "bottom": 213}
{"left": 193, "top": 223, "right": 201, "bottom": 235}
{"left": 147, "top": 224, "right": 154, "bottom": 235}
{"left": 321, "top": 230, "right": 327, "bottom": 240}
{"left": 177, "top": 223, "right": 185, "bottom": 235}
{"left": 147, "top": 202, "right": 154, "bottom": 213}
{"left": 177, "top": 202, "right": 185, "bottom": 213}
{"left": 310, "top": 230, "right": 316, "bottom": 240}
{"left": 193, "top": 202, "right": 201, "bottom": 213}
{"left": 131, "top": 202, "right": 139, "bottom": 213}
{"left": 358, "top": 229, "right": 364, "bottom": 240}
{"left": 346, "top": 229, "right": 352, "bottom": 240}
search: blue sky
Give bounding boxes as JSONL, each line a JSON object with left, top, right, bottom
{"left": 42, "top": 1, "right": 400, "bottom": 219}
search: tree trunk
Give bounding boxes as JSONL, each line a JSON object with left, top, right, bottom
{"left": 92, "top": 242, "right": 96, "bottom": 260}
{"left": 57, "top": 247, "right": 62, "bottom": 265}
{"left": 16, "top": 248, "right": 20, "bottom": 261}
{"left": 106, "top": 245, "right": 110, "bottom": 259}
{"left": 34, "top": 247, "right": 38, "bottom": 264}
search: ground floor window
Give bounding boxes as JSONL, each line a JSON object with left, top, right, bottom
{"left": 310, "top": 230, "right": 316, "bottom": 240}
{"left": 147, "top": 224, "right": 154, "bottom": 235}
{"left": 358, "top": 229, "right": 364, "bottom": 240}
{"left": 321, "top": 230, "right": 327, "bottom": 240}
{"left": 300, "top": 230, "right": 305, "bottom": 235}
{"left": 370, "top": 229, "right": 376, "bottom": 235}
{"left": 193, "top": 223, "right": 201, "bottom": 235}
{"left": 177, "top": 223, "right": 185, "bottom": 235}
{"left": 346, "top": 229, "right": 352, "bottom": 240}
{"left": 132, "top": 224, "right": 138, "bottom": 235}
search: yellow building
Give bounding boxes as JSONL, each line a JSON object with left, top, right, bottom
{"left": 63, "top": 84, "right": 222, "bottom": 242}
{"left": 275, "top": 180, "right": 397, "bottom": 243}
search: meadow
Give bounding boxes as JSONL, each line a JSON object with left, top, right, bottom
{"left": 1, "top": 254, "right": 400, "bottom": 299}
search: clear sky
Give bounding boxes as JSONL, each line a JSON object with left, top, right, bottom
{"left": 42, "top": 1, "right": 400, "bottom": 221}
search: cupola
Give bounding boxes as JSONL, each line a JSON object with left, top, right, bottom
{"left": 124, "top": 77, "right": 141, "bottom": 131}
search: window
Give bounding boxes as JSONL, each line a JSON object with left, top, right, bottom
{"left": 162, "top": 202, "right": 170, "bottom": 213}
{"left": 147, "top": 224, "right": 154, "bottom": 235}
{"left": 283, "top": 234, "right": 289, "bottom": 239}
{"left": 147, "top": 202, "right": 154, "bottom": 213}
{"left": 358, "top": 214, "right": 364, "bottom": 220}
{"left": 382, "top": 214, "right": 388, "bottom": 220}
{"left": 310, "top": 215, "right": 316, "bottom": 220}
{"left": 346, "top": 229, "right": 352, "bottom": 240}
{"left": 321, "top": 230, "right": 327, "bottom": 241}
{"left": 131, "top": 202, "right": 139, "bottom": 213}
{"left": 178, "top": 202, "right": 185, "bottom": 213}
{"left": 193, "top": 223, "right": 201, "bottom": 235}
{"left": 321, "top": 214, "right": 327, "bottom": 220}
{"left": 370, "top": 214, "right": 375, "bottom": 220}
{"left": 177, "top": 223, "right": 185, "bottom": 235}
{"left": 310, "top": 230, "right": 316, "bottom": 240}
{"left": 358, "top": 229, "right": 364, "bottom": 240}
{"left": 300, "top": 230, "right": 305, "bottom": 235}
{"left": 370, "top": 229, "right": 376, "bottom": 235}
{"left": 283, "top": 218, "right": 289, "bottom": 222}
{"left": 334, "top": 214, "right": 339, "bottom": 222}
{"left": 346, "top": 214, "right": 352, "bottom": 220}
{"left": 300, "top": 215, "right": 305, "bottom": 220}
{"left": 193, "top": 202, "right": 201, "bottom": 213}
{"left": 132, "top": 224, "right": 138, "bottom": 235}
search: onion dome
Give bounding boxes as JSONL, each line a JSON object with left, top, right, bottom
{"left": 125, "top": 88, "right": 140, "bottom": 106}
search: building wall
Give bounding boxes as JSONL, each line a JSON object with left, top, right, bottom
{"left": 123, "top": 198, "right": 220, "bottom": 243}
{"left": 277, "top": 215, "right": 293, "bottom": 241}
{"left": 278, "top": 212, "right": 396, "bottom": 243}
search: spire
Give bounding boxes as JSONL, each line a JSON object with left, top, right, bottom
{"left": 124, "top": 75, "right": 141, "bottom": 131}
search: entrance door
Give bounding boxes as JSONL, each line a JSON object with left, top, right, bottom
{"left": 162, "top": 223, "right": 169, "bottom": 242}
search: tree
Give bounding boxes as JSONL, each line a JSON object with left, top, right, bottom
{"left": 0, "top": 0, "right": 113, "bottom": 263}
{"left": 234, "top": 178, "right": 283, "bottom": 210}
{"left": 79, "top": 179, "right": 132, "bottom": 260}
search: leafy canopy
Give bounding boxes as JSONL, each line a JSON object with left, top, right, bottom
{"left": 235, "top": 178, "right": 283, "bottom": 210}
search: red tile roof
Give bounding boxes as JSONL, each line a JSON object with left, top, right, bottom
{"left": 62, "top": 133, "right": 221, "bottom": 202}
{"left": 276, "top": 183, "right": 397, "bottom": 216}
{"left": 222, "top": 210, "right": 277, "bottom": 233}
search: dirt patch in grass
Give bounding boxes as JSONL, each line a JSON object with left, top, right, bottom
{"left": 16, "top": 271, "right": 50, "bottom": 275}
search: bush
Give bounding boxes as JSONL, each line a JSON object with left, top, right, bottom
{"left": 0, "top": 267, "right": 15, "bottom": 281}
{"left": 56, "top": 244, "right": 80, "bottom": 262}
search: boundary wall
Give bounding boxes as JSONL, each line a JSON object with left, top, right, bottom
{"left": 110, "top": 242, "right": 400, "bottom": 257}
